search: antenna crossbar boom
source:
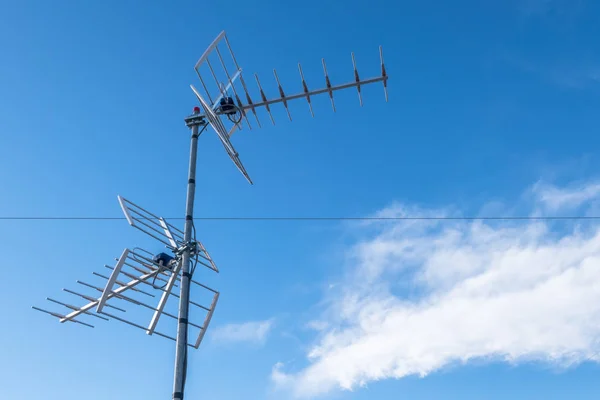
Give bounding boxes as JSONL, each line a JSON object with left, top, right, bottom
{"left": 59, "top": 269, "right": 160, "bottom": 323}
{"left": 241, "top": 75, "right": 388, "bottom": 112}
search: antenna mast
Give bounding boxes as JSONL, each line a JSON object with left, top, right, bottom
{"left": 32, "top": 30, "right": 389, "bottom": 399}
{"left": 172, "top": 109, "right": 205, "bottom": 398}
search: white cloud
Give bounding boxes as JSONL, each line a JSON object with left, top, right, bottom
{"left": 272, "top": 181, "right": 600, "bottom": 398}
{"left": 532, "top": 180, "right": 600, "bottom": 211}
{"left": 212, "top": 319, "right": 274, "bottom": 345}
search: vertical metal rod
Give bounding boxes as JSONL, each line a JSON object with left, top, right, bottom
{"left": 273, "top": 69, "right": 292, "bottom": 121}
{"left": 196, "top": 71, "right": 214, "bottom": 105}
{"left": 322, "top": 59, "right": 336, "bottom": 112}
{"left": 214, "top": 47, "right": 252, "bottom": 130}
{"left": 255, "top": 74, "right": 275, "bottom": 125}
{"left": 206, "top": 59, "right": 225, "bottom": 97}
{"left": 380, "top": 45, "right": 388, "bottom": 102}
{"left": 222, "top": 33, "right": 261, "bottom": 127}
{"left": 298, "top": 63, "right": 315, "bottom": 117}
{"left": 173, "top": 109, "right": 203, "bottom": 400}
{"left": 351, "top": 52, "right": 363, "bottom": 107}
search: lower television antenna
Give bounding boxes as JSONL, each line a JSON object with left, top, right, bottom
{"left": 33, "top": 30, "right": 390, "bottom": 399}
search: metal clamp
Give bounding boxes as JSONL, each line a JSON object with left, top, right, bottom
{"left": 174, "top": 241, "right": 199, "bottom": 257}
{"left": 184, "top": 114, "right": 207, "bottom": 128}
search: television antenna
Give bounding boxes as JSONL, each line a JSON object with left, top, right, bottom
{"left": 33, "top": 30, "right": 389, "bottom": 399}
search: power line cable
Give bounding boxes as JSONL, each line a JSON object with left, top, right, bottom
{"left": 2, "top": 216, "right": 600, "bottom": 221}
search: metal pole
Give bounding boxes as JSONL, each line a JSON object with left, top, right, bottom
{"left": 173, "top": 108, "right": 204, "bottom": 399}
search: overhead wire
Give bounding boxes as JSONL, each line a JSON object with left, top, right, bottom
{"left": 2, "top": 216, "right": 600, "bottom": 221}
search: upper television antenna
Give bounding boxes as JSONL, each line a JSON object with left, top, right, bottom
{"left": 33, "top": 30, "right": 389, "bottom": 399}
{"left": 191, "top": 30, "right": 388, "bottom": 143}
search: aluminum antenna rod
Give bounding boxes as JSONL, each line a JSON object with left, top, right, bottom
{"left": 238, "top": 66, "right": 387, "bottom": 112}
{"left": 193, "top": 30, "right": 389, "bottom": 141}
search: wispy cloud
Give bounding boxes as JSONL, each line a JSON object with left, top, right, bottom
{"left": 272, "top": 181, "right": 600, "bottom": 398}
{"left": 532, "top": 180, "right": 600, "bottom": 211}
{"left": 212, "top": 319, "right": 275, "bottom": 345}
{"left": 501, "top": 52, "right": 600, "bottom": 90}
{"left": 501, "top": 0, "right": 597, "bottom": 91}
{"left": 518, "top": 0, "right": 586, "bottom": 19}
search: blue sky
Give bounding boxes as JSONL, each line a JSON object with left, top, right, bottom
{"left": 2, "top": 0, "right": 600, "bottom": 399}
